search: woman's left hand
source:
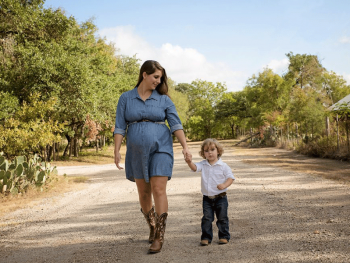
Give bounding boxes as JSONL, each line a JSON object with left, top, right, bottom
{"left": 182, "top": 148, "right": 191, "bottom": 159}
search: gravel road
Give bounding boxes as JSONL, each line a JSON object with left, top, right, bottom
{"left": 1, "top": 142, "right": 350, "bottom": 263}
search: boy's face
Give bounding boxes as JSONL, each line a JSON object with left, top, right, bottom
{"left": 203, "top": 143, "right": 218, "bottom": 164}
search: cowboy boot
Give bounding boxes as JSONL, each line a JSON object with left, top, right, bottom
{"left": 141, "top": 206, "right": 156, "bottom": 243}
{"left": 148, "top": 212, "right": 168, "bottom": 253}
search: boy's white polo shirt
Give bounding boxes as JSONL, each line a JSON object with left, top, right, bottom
{"left": 194, "top": 158, "right": 235, "bottom": 196}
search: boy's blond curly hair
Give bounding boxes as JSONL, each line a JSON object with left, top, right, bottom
{"left": 199, "top": 138, "right": 224, "bottom": 159}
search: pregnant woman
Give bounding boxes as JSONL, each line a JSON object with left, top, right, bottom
{"left": 113, "top": 60, "right": 190, "bottom": 253}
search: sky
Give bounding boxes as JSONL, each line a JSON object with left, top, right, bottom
{"left": 43, "top": 0, "right": 350, "bottom": 92}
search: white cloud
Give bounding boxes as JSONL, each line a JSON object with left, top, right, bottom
{"left": 98, "top": 26, "right": 246, "bottom": 92}
{"left": 99, "top": 25, "right": 156, "bottom": 59}
{"left": 343, "top": 74, "right": 350, "bottom": 85}
{"left": 339, "top": 36, "right": 350, "bottom": 44}
{"left": 265, "top": 58, "right": 289, "bottom": 74}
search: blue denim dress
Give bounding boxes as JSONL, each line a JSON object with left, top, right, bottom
{"left": 114, "top": 88, "right": 183, "bottom": 183}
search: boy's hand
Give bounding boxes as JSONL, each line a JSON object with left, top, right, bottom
{"left": 217, "top": 178, "right": 234, "bottom": 190}
{"left": 217, "top": 184, "right": 225, "bottom": 190}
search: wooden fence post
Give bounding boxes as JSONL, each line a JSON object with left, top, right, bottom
{"left": 326, "top": 116, "right": 330, "bottom": 137}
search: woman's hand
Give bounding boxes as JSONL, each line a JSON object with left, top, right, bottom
{"left": 184, "top": 152, "right": 192, "bottom": 164}
{"left": 114, "top": 151, "right": 124, "bottom": 170}
{"left": 184, "top": 150, "right": 197, "bottom": 171}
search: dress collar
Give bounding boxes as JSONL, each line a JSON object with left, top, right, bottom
{"left": 132, "top": 87, "right": 160, "bottom": 101}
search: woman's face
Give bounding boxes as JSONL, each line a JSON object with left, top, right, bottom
{"left": 143, "top": 69, "right": 162, "bottom": 89}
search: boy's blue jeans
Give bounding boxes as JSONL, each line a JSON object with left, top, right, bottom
{"left": 201, "top": 195, "right": 230, "bottom": 242}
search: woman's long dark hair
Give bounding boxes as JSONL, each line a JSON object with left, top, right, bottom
{"left": 136, "top": 60, "right": 169, "bottom": 96}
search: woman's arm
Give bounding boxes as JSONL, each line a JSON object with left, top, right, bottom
{"left": 114, "top": 133, "right": 124, "bottom": 170}
{"left": 173, "top": 129, "right": 197, "bottom": 171}
{"left": 173, "top": 129, "right": 191, "bottom": 157}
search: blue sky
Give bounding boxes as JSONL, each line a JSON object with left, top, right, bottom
{"left": 44, "top": 0, "right": 350, "bottom": 92}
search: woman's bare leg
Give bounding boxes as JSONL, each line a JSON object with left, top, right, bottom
{"left": 135, "top": 179, "right": 153, "bottom": 213}
{"left": 150, "top": 176, "right": 168, "bottom": 215}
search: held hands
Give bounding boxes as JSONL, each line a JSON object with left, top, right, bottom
{"left": 183, "top": 151, "right": 192, "bottom": 164}
{"left": 183, "top": 149, "right": 196, "bottom": 171}
{"left": 114, "top": 152, "right": 124, "bottom": 170}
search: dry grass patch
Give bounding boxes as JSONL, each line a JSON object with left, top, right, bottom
{"left": 51, "top": 145, "right": 126, "bottom": 166}
{"left": 0, "top": 145, "right": 125, "bottom": 217}
{"left": 0, "top": 175, "right": 88, "bottom": 217}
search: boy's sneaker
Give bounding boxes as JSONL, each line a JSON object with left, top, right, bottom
{"left": 200, "top": 240, "right": 209, "bottom": 246}
{"left": 219, "top": 239, "right": 228, "bottom": 244}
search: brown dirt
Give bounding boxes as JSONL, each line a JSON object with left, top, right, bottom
{"left": 0, "top": 140, "right": 349, "bottom": 262}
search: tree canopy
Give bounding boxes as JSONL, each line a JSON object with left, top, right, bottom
{"left": 1, "top": 0, "right": 350, "bottom": 159}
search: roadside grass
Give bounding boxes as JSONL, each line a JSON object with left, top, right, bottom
{"left": 0, "top": 145, "right": 123, "bottom": 217}
{"left": 0, "top": 175, "right": 88, "bottom": 218}
{"left": 51, "top": 145, "right": 126, "bottom": 166}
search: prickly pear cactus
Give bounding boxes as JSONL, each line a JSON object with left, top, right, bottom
{"left": 0, "top": 155, "right": 58, "bottom": 195}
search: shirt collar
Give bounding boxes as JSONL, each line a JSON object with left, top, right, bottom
{"left": 132, "top": 87, "right": 160, "bottom": 101}
{"left": 204, "top": 158, "right": 224, "bottom": 166}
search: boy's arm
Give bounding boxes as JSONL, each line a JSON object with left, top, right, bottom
{"left": 187, "top": 161, "right": 197, "bottom": 171}
{"left": 217, "top": 178, "right": 234, "bottom": 190}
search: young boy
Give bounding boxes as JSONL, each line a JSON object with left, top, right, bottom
{"left": 185, "top": 138, "right": 235, "bottom": 246}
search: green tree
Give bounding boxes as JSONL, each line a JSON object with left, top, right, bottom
{"left": 287, "top": 87, "right": 326, "bottom": 139}
{"left": 283, "top": 53, "right": 329, "bottom": 139}
{"left": 244, "top": 68, "right": 286, "bottom": 128}
{"left": 215, "top": 91, "right": 249, "bottom": 138}
{"left": 168, "top": 78, "right": 189, "bottom": 126}
{"left": 0, "top": 91, "right": 19, "bottom": 120}
{"left": 0, "top": 93, "right": 62, "bottom": 158}
{"left": 322, "top": 71, "right": 350, "bottom": 104}
{"left": 285, "top": 52, "right": 324, "bottom": 91}
{"left": 179, "top": 80, "right": 226, "bottom": 139}
{"left": 0, "top": 1, "right": 140, "bottom": 158}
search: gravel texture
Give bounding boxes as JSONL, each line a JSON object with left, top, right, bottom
{"left": 1, "top": 142, "right": 350, "bottom": 263}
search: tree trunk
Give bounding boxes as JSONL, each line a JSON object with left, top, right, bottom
{"left": 47, "top": 145, "right": 53, "bottom": 162}
{"left": 63, "top": 142, "right": 69, "bottom": 157}
{"left": 63, "top": 134, "right": 72, "bottom": 157}
{"left": 52, "top": 143, "right": 56, "bottom": 161}
{"left": 305, "top": 122, "right": 309, "bottom": 144}
{"left": 43, "top": 146, "right": 47, "bottom": 162}
{"left": 69, "top": 138, "right": 73, "bottom": 157}
{"left": 280, "top": 128, "right": 283, "bottom": 142}
{"left": 73, "top": 137, "right": 79, "bottom": 157}
{"left": 250, "top": 127, "right": 253, "bottom": 145}
{"left": 230, "top": 124, "right": 234, "bottom": 138}
{"left": 56, "top": 142, "right": 60, "bottom": 161}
